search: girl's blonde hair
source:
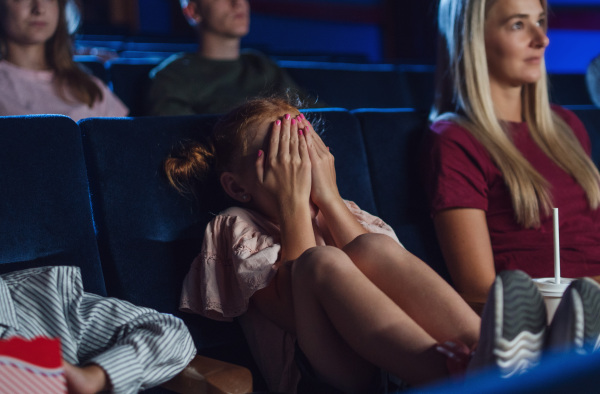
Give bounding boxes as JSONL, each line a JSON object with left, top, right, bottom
{"left": 431, "top": 0, "right": 600, "bottom": 228}
{"left": 164, "top": 96, "right": 300, "bottom": 201}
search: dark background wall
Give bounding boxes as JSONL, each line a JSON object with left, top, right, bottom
{"left": 79, "top": 0, "right": 600, "bottom": 71}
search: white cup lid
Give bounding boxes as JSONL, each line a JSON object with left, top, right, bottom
{"left": 532, "top": 277, "right": 574, "bottom": 294}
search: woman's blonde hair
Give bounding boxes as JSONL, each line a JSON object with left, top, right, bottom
{"left": 431, "top": 0, "right": 600, "bottom": 228}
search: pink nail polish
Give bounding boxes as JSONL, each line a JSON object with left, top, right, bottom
{"left": 276, "top": 119, "right": 281, "bottom": 126}
{"left": 285, "top": 114, "right": 290, "bottom": 120}
{"left": 300, "top": 113, "right": 305, "bottom": 119}
{"left": 299, "top": 130, "right": 303, "bottom": 136}
{"left": 291, "top": 119, "right": 296, "bottom": 125}
{"left": 258, "top": 150, "right": 263, "bottom": 158}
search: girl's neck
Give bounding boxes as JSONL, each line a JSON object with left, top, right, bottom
{"left": 489, "top": 82, "right": 523, "bottom": 123}
{"left": 5, "top": 43, "right": 49, "bottom": 71}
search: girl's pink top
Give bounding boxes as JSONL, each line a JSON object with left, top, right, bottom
{"left": 0, "top": 60, "right": 128, "bottom": 121}
{"left": 180, "top": 200, "right": 400, "bottom": 393}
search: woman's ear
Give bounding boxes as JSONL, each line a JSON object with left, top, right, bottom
{"left": 182, "top": 1, "right": 202, "bottom": 26}
{"left": 220, "top": 172, "right": 251, "bottom": 203}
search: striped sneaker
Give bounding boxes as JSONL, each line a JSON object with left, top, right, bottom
{"left": 468, "top": 270, "right": 547, "bottom": 378}
{"left": 546, "top": 277, "right": 600, "bottom": 354}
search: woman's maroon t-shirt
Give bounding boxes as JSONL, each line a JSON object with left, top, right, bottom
{"left": 424, "top": 106, "right": 600, "bottom": 278}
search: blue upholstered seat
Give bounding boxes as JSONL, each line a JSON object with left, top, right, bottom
{"left": 572, "top": 106, "right": 600, "bottom": 168}
{"left": 105, "top": 58, "right": 163, "bottom": 116}
{"left": 549, "top": 73, "right": 595, "bottom": 106}
{"left": 280, "top": 61, "right": 413, "bottom": 109}
{"left": 0, "top": 115, "right": 106, "bottom": 295}
{"left": 352, "top": 108, "right": 450, "bottom": 281}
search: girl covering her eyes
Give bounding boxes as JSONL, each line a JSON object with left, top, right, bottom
{"left": 164, "top": 96, "right": 486, "bottom": 393}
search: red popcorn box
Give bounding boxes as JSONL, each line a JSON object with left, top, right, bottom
{"left": 0, "top": 336, "right": 66, "bottom": 393}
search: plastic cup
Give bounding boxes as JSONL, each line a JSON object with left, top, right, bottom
{"left": 532, "top": 277, "right": 574, "bottom": 324}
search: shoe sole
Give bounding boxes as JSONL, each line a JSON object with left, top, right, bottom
{"left": 566, "top": 278, "right": 600, "bottom": 352}
{"left": 493, "top": 270, "right": 547, "bottom": 377}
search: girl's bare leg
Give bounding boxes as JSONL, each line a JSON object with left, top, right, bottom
{"left": 343, "top": 233, "right": 480, "bottom": 346}
{"left": 291, "top": 246, "right": 451, "bottom": 391}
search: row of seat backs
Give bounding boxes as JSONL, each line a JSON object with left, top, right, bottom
{"left": 4, "top": 106, "right": 599, "bottom": 312}
{"left": 76, "top": 56, "right": 597, "bottom": 117}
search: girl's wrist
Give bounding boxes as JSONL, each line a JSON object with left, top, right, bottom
{"left": 314, "top": 193, "right": 344, "bottom": 214}
{"left": 277, "top": 200, "right": 311, "bottom": 221}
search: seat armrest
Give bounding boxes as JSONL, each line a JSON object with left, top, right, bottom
{"left": 161, "top": 354, "right": 253, "bottom": 394}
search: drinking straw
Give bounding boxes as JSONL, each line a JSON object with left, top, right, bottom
{"left": 554, "top": 208, "right": 560, "bottom": 284}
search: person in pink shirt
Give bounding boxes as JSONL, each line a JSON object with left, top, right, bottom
{"left": 0, "top": 0, "right": 127, "bottom": 120}
{"left": 423, "top": 0, "right": 600, "bottom": 312}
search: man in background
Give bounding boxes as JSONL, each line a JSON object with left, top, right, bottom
{"left": 147, "top": 0, "right": 306, "bottom": 115}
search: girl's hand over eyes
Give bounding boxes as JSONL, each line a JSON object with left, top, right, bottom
{"left": 256, "top": 114, "right": 312, "bottom": 209}
{"left": 299, "top": 114, "right": 341, "bottom": 208}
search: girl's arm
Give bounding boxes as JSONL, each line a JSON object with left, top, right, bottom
{"left": 251, "top": 115, "right": 316, "bottom": 333}
{"left": 433, "top": 208, "right": 496, "bottom": 314}
{"left": 300, "top": 115, "right": 367, "bottom": 248}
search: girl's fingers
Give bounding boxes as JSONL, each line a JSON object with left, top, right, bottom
{"left": 289, "top": 115, "right": 299, "bottom": 154}
{"left": 298, "top": 128, "right": 310, "bottom": 162}
{"left": 299, "top": 114, "right": 328, "bottom": 155}
{"left": 269, "top": 119, "right": 282, "bottom": 159}
{"left": 279, "top": 113, "right": 291, "bottom": 156}
{"left": 255, "top": 149, "right": 265, "bottom": 182}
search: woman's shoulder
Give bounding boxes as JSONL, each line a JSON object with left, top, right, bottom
{"left": 429, "top": 116, "right": 484, "bottom": 150}
{"left": 430, "top": 116, "right": 473, "bottom": 138}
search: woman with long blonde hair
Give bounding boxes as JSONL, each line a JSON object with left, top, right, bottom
{"left": 0, "top": 0, "right": 128, "bottom": 120}
{"left": 425, "top": 0, "right": 600, "bottom": 309}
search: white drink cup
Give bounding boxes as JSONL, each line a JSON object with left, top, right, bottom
{"left": 533, "top": 277, "right": 574, "bottom": 324}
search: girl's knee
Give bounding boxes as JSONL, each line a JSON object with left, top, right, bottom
{"left": 347, "top": 233, "right": 406, "bottom": 260}
{"left": 292, "top": 246, "right": 353, "bottom": 285}
{"left": 351, "top": 232, "right": 399, "bottom": 249}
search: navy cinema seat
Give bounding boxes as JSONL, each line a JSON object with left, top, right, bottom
{"left": 0, "top": 115, "right": 106, "bottom": 296}
{"left": 352, "top": 108, "right": 450, "bottom": 281}
{"left": 74, "top": 54, "right": 110, "bottom": 84}
{"left": 572, "top": 106, "right": 600, "bottom": 168}
{"left": 280, "top": 61, "right": 413, "bottom": 109}
{"left": 549, "top": 73, "right": 595, "bottom": 106}
{"left": 106, "top": 57, "right": 163, "bottom": 116}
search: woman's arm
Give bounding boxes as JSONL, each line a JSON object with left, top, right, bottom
{"left": 300, "top": 115, "right": 367, "bottom": 247}
{"left": 433, "top": 208, "right": 496, "bottom": 314}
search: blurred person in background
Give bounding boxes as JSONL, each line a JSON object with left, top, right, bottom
{"left": 587, "top": 53, "right": 600, "bottom": 107}
{"left": 0, "top": 0, "right": 128, "bottom": 120}
{"left": 147, "top": 0, "right": 309, "bottom": 116}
